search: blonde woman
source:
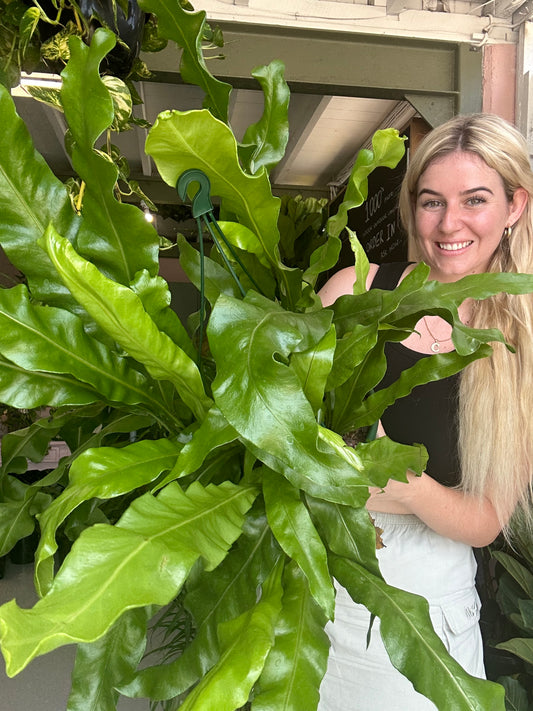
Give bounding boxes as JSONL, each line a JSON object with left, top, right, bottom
{"left": 318, "top": 113, "right": 533, "bottom": 709}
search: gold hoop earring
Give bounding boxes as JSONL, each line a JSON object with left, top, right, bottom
{"left": 503, "top": 225, "right": 513, "bottom": 239}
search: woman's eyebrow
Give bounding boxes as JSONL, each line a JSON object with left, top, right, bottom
{"left": 417, "top": 188, "right": 440, "bottom": 198}
{"left": 461, "top": 186, "right": 494, "bottom": 195}
{"left": 417, "top": 186, "right": 494, "bottom": 198}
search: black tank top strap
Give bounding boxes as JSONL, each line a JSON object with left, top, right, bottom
{"left": 370, "top": 262, "right": 411, "bottom": 291}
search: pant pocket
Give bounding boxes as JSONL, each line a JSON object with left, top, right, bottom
{"left": 431, "top": 589, "right": 485, "bottom": 678}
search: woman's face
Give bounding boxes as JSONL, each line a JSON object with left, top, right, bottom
{"left": 414, "top": 151, "right": 527, "bottom": 282}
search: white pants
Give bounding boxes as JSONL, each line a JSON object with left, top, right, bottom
{"left": 319, "top": 513, "right": 484, "bottom": 710}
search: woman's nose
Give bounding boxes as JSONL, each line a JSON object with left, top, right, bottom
{"left": 439, "top": 204, "right": 462, "bottom": 232}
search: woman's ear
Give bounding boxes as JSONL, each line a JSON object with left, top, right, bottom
{"left": 509, "top": 187, "right": 529, "bottom": 225}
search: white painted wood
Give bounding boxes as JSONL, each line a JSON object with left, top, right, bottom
{"left": 198, "top": 0, "right": 517, "bottom": 43}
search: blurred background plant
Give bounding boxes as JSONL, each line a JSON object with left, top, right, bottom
{"left": 478, "top": 511, "right": 533, "bottom": 710}
{"left": 277, "top": 194, "right": 329, "bottom": 271}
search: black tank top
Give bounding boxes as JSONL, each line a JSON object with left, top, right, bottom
{"left": 372, "top": 263, "right": 461, "bottom": 488}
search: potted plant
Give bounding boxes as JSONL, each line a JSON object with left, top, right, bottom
{"left": 0, "top": 2, "right": 532, "bottom": 709}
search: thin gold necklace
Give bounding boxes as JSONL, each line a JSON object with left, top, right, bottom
{"left": 423, "top": 317, "right": 452, "bottom": 353}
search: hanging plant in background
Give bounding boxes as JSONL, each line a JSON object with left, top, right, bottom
{"left": 1, "top": 0, "right": 141, "bottom": 86}
{"left": 0, "top": 0, "right": 226, "bottom": 224}
{"left": 78, "top": 0, "right": 147, "bottom": 76}
{"left": 0, "top": 0, "right": 222, "bottom": 88}
{"left": 0, "top": 2, "right": 533, "bottom": 710}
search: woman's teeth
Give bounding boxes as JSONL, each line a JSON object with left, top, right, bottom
{"left": 438, "top": 241, "right": 473, "bottom": 251}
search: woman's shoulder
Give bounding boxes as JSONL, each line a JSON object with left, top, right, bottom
{"left": 318, "top": 264, "right": 380, "bottom": 306}
{"left": 319, "top": 260, "right": 418, "bottom": 306}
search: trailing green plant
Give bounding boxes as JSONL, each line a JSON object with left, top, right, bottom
{"left": 1, "top": 2, "right": 533, "bottom": 710}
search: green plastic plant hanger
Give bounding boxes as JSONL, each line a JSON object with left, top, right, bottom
{"left": 176, "top": 168, "right": 264, "bottom": 368}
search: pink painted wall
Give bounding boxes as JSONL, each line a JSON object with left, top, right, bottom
{"left": 482, "top": 43, "right": 517, "bottom": 122}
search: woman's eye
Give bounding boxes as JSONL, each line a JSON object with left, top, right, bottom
{"left": 421, "top": 199, "right": 442, "bottom": 209}
{"left": 466, "top": 196, "right": 486, "bottom": 206}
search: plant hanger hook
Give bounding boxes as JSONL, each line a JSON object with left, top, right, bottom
{"left": 177, "top": 168, "right": 214, "bottom": 218}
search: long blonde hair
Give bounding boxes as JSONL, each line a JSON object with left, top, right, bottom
{"left": 399, "top": 113, "right": 533, "bottom": 531}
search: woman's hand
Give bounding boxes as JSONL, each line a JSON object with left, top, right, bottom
{"left": 367, "top": 469, "right": 419, "bottom": 508}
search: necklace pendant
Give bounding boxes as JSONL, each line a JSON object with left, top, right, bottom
{"left": 430, "top": 341, "right": 440, "bottom": 353}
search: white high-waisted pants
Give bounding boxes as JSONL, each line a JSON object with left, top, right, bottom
{"left": 318, "top": 512, "right": 484, "bottom": 710}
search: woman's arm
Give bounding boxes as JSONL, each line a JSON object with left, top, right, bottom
{"left": 367, "top": 423, "right": 502, "bottom": 547}
{"left": 367, "top": 471, "right": 502, "bottom": 548}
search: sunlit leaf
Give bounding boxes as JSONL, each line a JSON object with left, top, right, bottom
{"left": 349, "top": 228, "right": 370, "bottom": 296}
{"left": 41, "top": 225, "right": 211, "bottom": 422}
{"left": 19, "top": 8, "right": 40, "bottom": 57}
{"left": 61, "top": 31, "right": 159, "bottom": 283}
{"left": 327, "top": 129, "right": 406, "bottom": 239}
{"left": 146, "top": 109, "right": 282, "bottom": 271}
{"left": 0, "top": 481, "right": 257, "bottom": 676}
{"left": 241, "top": 60, "right": 290, "bottom": 175}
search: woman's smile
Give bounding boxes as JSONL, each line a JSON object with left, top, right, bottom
{"left": 437, "top": 240, "right": 473, "bottom": 252}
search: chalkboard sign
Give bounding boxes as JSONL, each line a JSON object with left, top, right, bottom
{"left": 332, "top": 150, "right": 408, "bottom": 270}
{"left": 348, "top": 151, "right": 407, "bottom": 263}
